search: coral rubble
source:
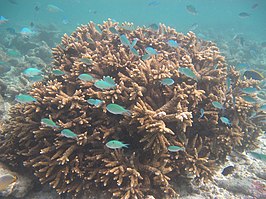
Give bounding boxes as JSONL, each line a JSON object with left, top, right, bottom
{"left": 0, "top": 19, "right": 265, "bottom": 198}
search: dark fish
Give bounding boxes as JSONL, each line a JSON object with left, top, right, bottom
{"left": 241, "top": 95, "right": 257, "bottom": 103}
{"left": 251, "top": 3, "right": 258, "bottom": 9}
{"left": 244, "top": 70, "right": 264, "bottom": 80}
{"left": 8, "top": 0, "right": 17, "bottom": 4}
{"left": 222, "top": 166, "right": 235, "bottom": 176}
{"left": 88, "top": 9, "right": 97, "bottom": 14}
{"left": 186, "top": 5, "right": 197, "bottom": 15}
{"left": 148, "top": 1, "right": 160, "bottom": 6}
{"left": 238, "top": 12, "right": 250, "bottom": 18}
{"left": 35, "top": 6, "right": 40, "bottom": 12}
{"left": 30, "top": 22, "right": 34, "bottom": 28}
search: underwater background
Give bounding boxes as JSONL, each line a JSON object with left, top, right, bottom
{"left": 0, "top": 0, "right": 265, "bottom": 199}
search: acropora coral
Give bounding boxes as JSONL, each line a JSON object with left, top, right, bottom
{"left": 0, "top": 19, "right": 265, "bottom": 198}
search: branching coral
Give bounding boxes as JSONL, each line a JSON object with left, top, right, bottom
{"left": 0, "top": 19, "right": 265, "bottom": 198}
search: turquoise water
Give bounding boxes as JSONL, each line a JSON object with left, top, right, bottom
{"left": 0, "top": 0, "right": 266, "bottom": 41}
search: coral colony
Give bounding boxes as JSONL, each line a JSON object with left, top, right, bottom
{"left": 0, "top": 19, "right": 265, "bottom": 198}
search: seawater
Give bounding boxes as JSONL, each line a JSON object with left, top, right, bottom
{"left": 0, "top": 0, "right": 265, "bottom": 41}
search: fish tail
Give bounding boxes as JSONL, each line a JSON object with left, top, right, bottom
{"left": 123, "top": 110, "right": 132, "bottom": 117}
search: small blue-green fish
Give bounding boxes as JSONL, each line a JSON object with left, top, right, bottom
{"left": 167, "top": 40, "right": 179, "bottom": 48}
{"left": 130, "top": 47, "right": 139, "bottom": 56}
{"left": 199, "top": 108, "right": 204, "bottom": 119}
{"left": 197, "top": 32, "right": 207, "bottom": 39}
{"left": 78, "top": 73, "right": 94, "bottom": 82}
{"left": 259, "top": 104, "right": 266, "bottom": 111}
{"left": 87, "top": 98, "right": 104, "bottom": 107}
{"left": 28, "top": 75, "right": 44, "bottom": 82}
{"left": 80, "top": 57, "right": 93, "bottom": 65}
{"left": 47, "top": 4, "right": 63, "bottom": 13}
{"left": 0, "top": 174, "right": 17, "bottom": 191}
{"left": 167, "top": 145, "right": 184, "bottom": 152}
{"left": 212, "top": 101, "right": 224, "bottom": 109}
{"left": 241, "top": 87, "right": 257, "bottom": 94}
{"left": 120, "top": 34, "right": 131, "bottom": 46}
{"left": 226, "top": 77, "right": 231, "bottom": 92}
{"left": 248, "top": 151, "right": 266, "bottom": 161}
{"left": 106, "top": 103, "right": 131, "bottom": 116}
{"left": 15, "top": 94, "right": 37, "bottom": 103}
{"left": 0, "top": 16, "right": 8, "bottom": 24}
{"left": 94, "top": 76, "right": 116, "bottom": 90}
{"left": 109, "top": 27, "right": 118, "bottom": 34}
{"left": 178, "top": 67, "right": 198, "bottom": 81}
{"left": 52, "top": 69, "right": 65, "bottom": 76}
{"left": 142, "top": 54, "right": 150, "bottom": 60}
{"left": 106, "top": 140, "right": 129, "bottom": 149}
{"left": 41, "top": 118, "right": 59, "bottom": 128}
{"left": 61, "top": 129, "right": 77, "bottom": 139}
{"left": 95, "top": 25, "right": 102, "bottom": 34}
{"left": 160, "top": 78, "right": 174, "bottom": 86}
{"left": 243, "top": 70, "right": 264, "bottom": 80}
{"left": 241, "top": 95, "right": 257, "bottom": 103}
{"left": 130, "top": 38, "right": 138, "bottom": 48}
{"left": 220, "top": 116, "right": 231, "bottom": 126}
{"left": 94, "top": 80, "right": 114, "bottom": 90}
{"left": 6, "top": 49, "right": 21, "bottom": 57}
{"left": 103, "top": 76, "right": 116, "bottom": 85}
{"left": 23, "top": 68, "right": 42, "bottom": 77}
{"left": 20, "top": 27, "right": 34, "bottom": 36}
{"left": 145, "top": 47, "right": 158, "bottom": 55}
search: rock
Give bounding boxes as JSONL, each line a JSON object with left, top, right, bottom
{"left": 0, "top": 162, "right": 33, "bottom": 198}
{"left": 215, "top": 178, "right": 252, "bottom": 196}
